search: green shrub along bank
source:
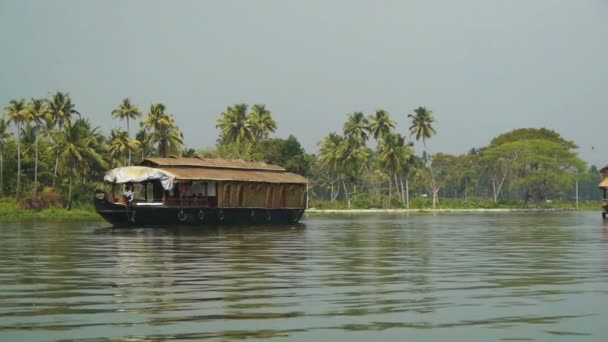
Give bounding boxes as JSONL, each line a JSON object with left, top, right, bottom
{"left": 309, "top": 197, "right": 601, "bottom": 211}
{"left": 0, "top": 199, "right": 99, "bottom": 222}
{"left": 0, "top": 196, "right": 600, "bottom": 223}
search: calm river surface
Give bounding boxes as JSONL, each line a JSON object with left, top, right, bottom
{"left": 2, "top": 212, "right": 608, "bottom": 341}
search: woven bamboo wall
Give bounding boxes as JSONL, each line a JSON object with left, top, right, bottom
{"left": 217, "top": 182, "right": 306, "bottom": 208}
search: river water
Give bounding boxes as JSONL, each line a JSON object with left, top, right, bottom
{"left": 1, "top": 212, "right": 608, "bottom": 341}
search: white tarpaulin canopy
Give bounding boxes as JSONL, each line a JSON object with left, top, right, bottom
{"left": 103, "top": 166, "right": 175, "bottom": 190}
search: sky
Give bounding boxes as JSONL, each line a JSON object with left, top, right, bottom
{"left": 1, "top": 0, "right": 607, "bottom": 166}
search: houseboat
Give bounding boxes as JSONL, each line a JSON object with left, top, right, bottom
{"left": 600, "top": 165, "right": 608, "bottom": 219}
{"left": 95, "top": 157, "right": 308, "bottom": 226}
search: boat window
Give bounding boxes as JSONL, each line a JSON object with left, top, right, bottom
{"left": 208, "top": 182, "right": 217, "bottom": 196}
{"left": 224, "top": 184, "right": 232, "bottom": 207}
{"left": 266, "top": 186, "right": 273, "bottom": 208}
{"left": 237, "top": 185, "right": 244, "bottom": 207}
{"left": 279, "top": 186, "right": 286, "bottom": 207}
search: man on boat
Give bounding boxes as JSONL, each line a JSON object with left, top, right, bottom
{"left": 124, "top": 183, "right": 134, "bottom": 203}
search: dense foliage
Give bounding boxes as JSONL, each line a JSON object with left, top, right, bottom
{"left": 1, "top": 93, "right": 600, "bottom": 211}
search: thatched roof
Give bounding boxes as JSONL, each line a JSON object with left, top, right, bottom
{"left": 140, "top": 157, "right": 286, "bottom": 171}
{"left": 106, "top": 157, "right": 307, "bottom": 189}
{"left": 160, "top": 167, "right": 307, "bottom": 184}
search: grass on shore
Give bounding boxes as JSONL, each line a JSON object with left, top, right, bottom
{"left": 309, "top": 198, "right": 601, "bottom": 211}
{"left": 0, "top": 197, "right": 601, "bottom": 223}
{"left": 0, "top": 199, "right": 100, "bottom": 222}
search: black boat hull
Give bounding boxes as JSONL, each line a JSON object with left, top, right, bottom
{"left": 95, "top": 196, "right": 305, "bottom": 227}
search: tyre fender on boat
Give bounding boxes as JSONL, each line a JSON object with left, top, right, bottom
{"left": 177, "top": 210, "right": 187, "bottom": 222}
{"left": 265, "top": 210, "right": 271, "bottom": 223}
{"left": 217, "top": 209, "right": 224, "bottom": 223}
{"left": 198, "top": 209, "right": 205, "bottom": 222}
{"left": 289, "top": 209, "right": 303, "bottom": 223}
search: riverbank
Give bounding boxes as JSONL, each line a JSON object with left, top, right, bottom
{"left": 306, "top": 208, "right": 581, "bottom": 214}
{"left": 0, "top": 200, "right": 100, "bottom": 222}
{"left": 0, "top": 199, "right": 598, "bottom": 222}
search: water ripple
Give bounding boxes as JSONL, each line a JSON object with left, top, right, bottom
{"left": 1, "top": 213, "right": 608, "bottom": 341}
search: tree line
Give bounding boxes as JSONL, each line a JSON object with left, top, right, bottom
{"left": 2, "top": 92, "right": 601, "bottom": 210}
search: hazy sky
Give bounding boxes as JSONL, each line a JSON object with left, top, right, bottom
{"left": 1, "top": 0, "right": 607, "bottom": 166}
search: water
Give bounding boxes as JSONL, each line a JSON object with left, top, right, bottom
{"left": 1, "top": 212, "right": 608, "bottom": 341}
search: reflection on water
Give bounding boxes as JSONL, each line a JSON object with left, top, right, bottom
{"left": 1, "top": 213, "right": 608, "bottom": 341}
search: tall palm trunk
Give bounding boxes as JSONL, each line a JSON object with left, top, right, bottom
{"left": 0, "top": 151, "right": 3, "bottom": 197}
{"left": 66, "top": 174, "right": 72, "bottom": 210}
{"left": 342, "top": 177, "right": 350, "bottom": 209}
{"left": 388, "top": 179, "right": 392, "bottom": 208}
{"left": 16, "top": 123, "right": 21, "bottom": 200}
{"left": 52, "top": 156, "right": 58, "bottom": 188}
{"left": 400, "top": 177, "right": 405, "bottom": 205}
{"left": 405, "top": 178, "right": 410, "bottom": 209}
{"left": 394, "top": 174, "right": 401, "bottom": 204}
{"left": 33, "top": 129, "right": 39, "bottom": 197}
{"left": 127, "top": 117, "right": 131, "bottom": 166}
{"left": 159, "top": 140, "right": 167, "bottom": 158}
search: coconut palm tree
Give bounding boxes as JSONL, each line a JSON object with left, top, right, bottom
{"left": 318, "top": 132, "right": 345, "bottom": 201}
{"left": 135, "top": 128, "right": 154, "bottom": 161}
{"left": 318, "top": 132, "right": 344, "bottom": 174}
{"left": 369, "top": 109, "right": 396, "bottom": 141}
{"left": 336, "top": 136, "right": 372, "bottom": 208}
{"left": 152, "top": 116, "right": 184, "bottom": 157}
{"left": 182, "top": 148, "right": 198, "bottom": 158}
{"left": 0, "top": 118, "right": 13, "bottom": 197}
{"left": 54, "top": 118, "right": 106, "bottom": 209}
{"left": 26, "top": 98, "right": 50, "bottom": 197}
{"left": 109, "top": 129, "right": 141, "bottom": 167}
{"left": 343, "top": 112, "right": 369, "bottom": 147}
{"left": 378, "top": 133, "right": 412, "bottom": 206}
{"left": 216, "top": 104, "right": 253, "bottom": 145}
{"left": 141, "top": 103, "right": 171, "bottom": 132}
{"left": 4, "top": 98, "right": 32, "bottom": 199}
{"left": 408, "top": 106, "right": 438, "bottom": 207}
{"left": 48, "top": 92, "right": 79, "bottom": 188}
{"left": 248, "top": 104, "right": 277, "bottom": 142}
{"left": 141, "top": 103, "right": 183, "bottom": 157}
{"left": 48, "top": 92, "right": 79, "bottom": 129}
{"left": 408, "top": 106, "right": 436, "bottom": 146}
{"left": 111, "top": 98, "right": 142, "bottom": 165}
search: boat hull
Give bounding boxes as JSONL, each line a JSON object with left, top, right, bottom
{"left": 94, "top": 196, "right": 305, "bottom": 227}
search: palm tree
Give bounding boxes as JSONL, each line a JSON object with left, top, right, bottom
{"left": 4, "top": 98, "right": 32, "bottom": 199}
{"left": 318, "top": 132, "right": 345, "bottom": 201}
{"left": 141, "top": 104, "right": 183, "bottom": 157}
{"left": 54, "top": 118, "right": 106, "bottom": 209}
{"left": 216, "top": 104, "right": 253, "bottom": 145}
{"left": 378, "top": 133, "right": 412, "bottom": 206}
{"left": 369, "top": 109, "right": 396, "bottom": 141}
{"left": 135, "top": 128, "right": 154, "bottom": 161}
{"left": 48, "top": 92, "right": 79, "bottom": 188}
{"left": 48, "top": 91, "right": 79, "bottom": 129}
{"left": 152, "top": 116, "right": 183, "bottom": 157}
{"left": 408, "top": 106, "right": 438, "bottom": 207}
{"left": 182, "top": 148, "right": 198, "bottom": 158}
{"left": 248, "top": 104, "right": 277, "bottom": 142}
{"left": 0, "top": 118, "right": 13, "bottom": 197}
{"left": 141, "top": 103, "right": 169, "bottom": 131}
{"left": 27, "top": 98, "right": 49, "bottom": 197}
{"left": 408, "top": 106, "right": 436, "bottom": 146}
{"left": 111, "top": 98, "right": 142, "bottom": 165}
{"left": 343, "top": 112, "right": 369, "bottom": 147}
{"left": 109, "top": 129, "right": 141, "bottom": 167}
{"left": 336, "top": 136, "right": 372, "bottom": 208}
